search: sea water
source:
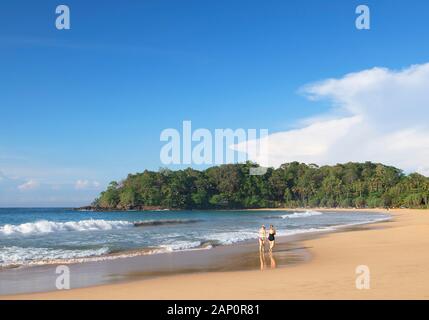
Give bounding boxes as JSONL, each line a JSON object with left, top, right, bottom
{"left": 0, "top": 208, "right": 390, "bottom": 268}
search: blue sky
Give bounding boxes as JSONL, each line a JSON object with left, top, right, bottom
{"left": 1, "top": 0, "right": 429, "bottom": 206}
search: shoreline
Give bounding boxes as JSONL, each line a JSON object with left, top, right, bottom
{"left": 0, "top": 208, "right": 388, "bottom": 272}
{"left": 1, "top": 208, "right": 412, "bottom": 299}
{"left": 0, "top": 208, "right": 388, "bottom": 271}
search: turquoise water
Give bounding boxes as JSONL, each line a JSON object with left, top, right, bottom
{"left": 0, "top": 208, "right": 389, "bottom": 267}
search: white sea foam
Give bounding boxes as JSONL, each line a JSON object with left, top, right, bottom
{"left": 0, "top": 241, "right": 210, "bottom": 267}
{"left": 0, "top": 219, "right": 133, "bottom": 236}
{"left": 0, "top": 246, "right": 110, "bottom": 267}
{"left": 159, "top": 240, "right": 203, "bottom": 252}
{"left": 203, "top": 226, "right": 336, "bottom": 245}
{"left": 202, "top": 231, "right": 257, "bottom": 245}
{"left": 280, "top": 210, "right": 323, "bottom": 219}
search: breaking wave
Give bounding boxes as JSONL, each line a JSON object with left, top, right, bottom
{"left": 0, "top": 218, "right": 206, "bottom": 236}
{"left": 280, "top": 210, "right": 323, "bottom": 219}
{"left": 0, "top": 219, "right": 133, "bottom": 236}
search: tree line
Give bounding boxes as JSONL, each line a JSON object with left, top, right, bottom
{"left": 91, "top": 162, "right": 429, "bottom": 210}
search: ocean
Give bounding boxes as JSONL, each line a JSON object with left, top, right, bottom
{"left": 0, "top": 208, "right": 390, "bottom": 268}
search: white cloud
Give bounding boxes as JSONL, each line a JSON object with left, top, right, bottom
{"left": 75, "top": 180, "right": 89, "bottom": 190}
{"left": 17, "top": 179, "right": 40, "bottom": 191}
{"left": 75, "top": 180, "right": 101, "bottom": 190}
{"left": 234, "top": 63, "right": 429, "bottom": 176}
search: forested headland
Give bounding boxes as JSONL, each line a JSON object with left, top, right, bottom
{"left": 90, "top": 162, "right": 429, "bottom": 210}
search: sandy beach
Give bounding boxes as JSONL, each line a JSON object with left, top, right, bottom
{"left": 2, "top": 208, "right": 429, "bottom": 300}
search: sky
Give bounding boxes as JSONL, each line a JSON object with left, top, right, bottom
{"left": 1, "top": 0, "right": 429, "bottom": 207}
